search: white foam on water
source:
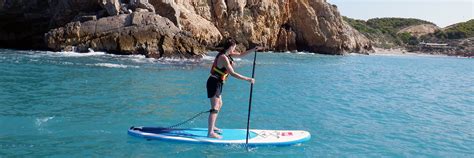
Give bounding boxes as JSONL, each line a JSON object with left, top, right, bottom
{"left": 156, "top": 56, "right": 207, "bottom": 65}
{"left": 127, "top": 54, "right": 156, "bottom": 63}
{"left": 202, "top": 55, "right": 215, "bottom": 61}
{"left": 273, "top": 51, "right": 316, "bottom": 55}
{"left": 87, "top": 63, "right": 139, "bottom": 69}
{"left": 201, "top": 54, "right": 243, "bottom": 62}
{"left": 32, "top": 51, "right": 108, "bottom": 57}
{"left": 348, "top": 53, "right": 365, "bottom": 56}
{"left": 456, "top": 56, "right": 471, "bottom": 59}
{"left": 61, "top": 61, "right": 74, "bottom": 65}
{"left": 35, "top": 116, "right": 54, "bottom": 127}
{"left": 295, "top": 51, "right": 315, "bottom": 55}
{"left": 53, "top": 51, "right": 107, "bottom": 57}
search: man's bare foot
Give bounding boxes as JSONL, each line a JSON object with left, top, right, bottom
{"left": 208, "top": 132, "right": 222, "bottom": 139}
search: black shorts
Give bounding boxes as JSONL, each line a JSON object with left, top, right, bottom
{"left": 207, "top": 76, "right": 224, "bottom": 98}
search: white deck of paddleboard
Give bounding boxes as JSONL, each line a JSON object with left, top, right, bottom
{"left": 128, "top": 127, "right": 311, "bottom": 145}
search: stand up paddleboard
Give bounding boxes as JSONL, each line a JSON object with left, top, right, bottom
{"left": 128, "top": 126, "right": 311, "bottom": 146}
{"left": 129, "top": 51, "right": 311, "bottom": 146}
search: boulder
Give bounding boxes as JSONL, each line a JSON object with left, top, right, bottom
{"left": 45, "top": 12, "right": 205, "bottom": 58}
{"left": 149, "top": 0, "right": 181, "bottom": 28}
{"left": 179, "top": 10, "right": 222, "bottom": 47}
{"left": 129, "top": 0, "right": 155, "bottom": 13}
{"left": 99, "top": 0, "right": 121, "bottom": 16}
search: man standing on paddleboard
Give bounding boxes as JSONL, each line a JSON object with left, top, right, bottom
{"left": 206, "top": 38, "right": 262, "bottom": 139}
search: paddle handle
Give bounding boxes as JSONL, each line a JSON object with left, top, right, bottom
{"left": 245, "top": 51, "right": 257, "bottom": 144}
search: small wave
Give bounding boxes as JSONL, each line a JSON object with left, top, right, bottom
{"left": 348, "top": 53, "right": 365, "bottom": 56}
{"left": 35, "top": 116, "right": 54, "bottom": 126}
{"left": 12, "top": 50, "right": 109, "bottom": 58}
{"left": 61, "top": 61, "right": 75, "bottom": 65}
{"left": 23, "top": 51, "right": 106, "bottom": 58}
{"left": 51, "top": 51, "right": 107, "bottom": 57}
{"left": 157, "top": 56, "right": 207, "bottom": 64}
{"left": 127, "top": 54, "right": 156, "bottom": 63}
{"left": 295, "top": 51, "right": 315, "bottom": 55}
{"left": 87, "top": 63, "right": 139, "bottom": 68}
{"left": 274, "top": 51, "right": 315, "bottom": 55}
{"left": 456, "top": 56, "right": 472, "bottom": 59}
{"left": 202, "top": 55, "right": 215, "bottom": 61}
{"left": 201, "top": 54, "right": 244, "bottom": 61}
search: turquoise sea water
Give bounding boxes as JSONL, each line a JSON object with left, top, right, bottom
{"left": 0, "top": 49, "right": 473, "bottom": 157}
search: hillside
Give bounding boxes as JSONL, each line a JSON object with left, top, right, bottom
{"left": 435, "top": 19, "right": 474, "bottom": 39}
{"left": 365, "top": 18, "right": 435, "bottom": 35}
{"left": 344, "top": 17, "right": 435, "bottom": 48}
{"left": 344, "top": 17, "right": 473, "bottom": 57}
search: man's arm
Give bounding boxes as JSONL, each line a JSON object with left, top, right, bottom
{"left": 230, "top": 46, "right": 263, "bottom": 57}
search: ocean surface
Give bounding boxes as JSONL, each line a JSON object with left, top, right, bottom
{"left": 0, "top": 49, "right": 472, "bottom": 157}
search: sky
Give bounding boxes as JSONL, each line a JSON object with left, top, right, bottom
{"left": 327, "top": 0, "right": 474, "bottom": 27}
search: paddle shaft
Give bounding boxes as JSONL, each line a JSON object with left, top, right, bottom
{"left": 246, "top": 51, "right": 257, "bottom": 144}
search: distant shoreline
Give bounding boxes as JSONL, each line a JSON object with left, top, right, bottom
{"left": 369, "top": 47, "right": 472, "bottom": 58}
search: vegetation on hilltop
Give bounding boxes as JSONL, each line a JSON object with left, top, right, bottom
{"left": 434, "top": 19, "right": 474, "bottom": 39}
{"left": 343, "top": 17, "right": 433, "bottom": 48}
{"left": 344, "top": 17, "right": 474, "bottom": 46}
{"left": 344, "top": 17, "right": 473, "bottom": 57}
{"left": 366, "top": 18, "right": 434, "bottom": 35}
{"left": 342, "top": 17, "right": 381, "bottom": 35}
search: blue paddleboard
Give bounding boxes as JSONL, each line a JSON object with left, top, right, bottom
{"left": 128, "top": 126, "right": 311, "bottom": 146}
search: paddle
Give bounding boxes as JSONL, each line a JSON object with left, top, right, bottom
{"left": 245, "top": 47, "right": 258, "bottom": 145}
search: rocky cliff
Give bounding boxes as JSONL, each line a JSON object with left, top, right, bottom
{"left": 0, "top": 0, "right": 373, "bottom": 58}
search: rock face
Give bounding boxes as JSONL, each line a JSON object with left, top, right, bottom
{"left": 129, "top": 0, "right": 155, "bottom": 13}
{"left": 159, "top": 0, "right": 373, "bottom": 54}
{"left": 149, "top": 0, "right": 180, "bottom": 28}
{"left": 0, "top": 0, "right": 373, "bottom": 58}
{"left": 45, "top": 12, "right": 204, "bottom": 58}
{"left": 100, "top": 0, "right": 121, "bottom": 16}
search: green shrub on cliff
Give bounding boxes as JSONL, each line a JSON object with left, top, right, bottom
{"left": 366, "top": 18, "right": 434, "bottom": 36}
{"left": 397, "top": 32, "right": 419, "bottom": 45}
{"left": 441, "top": 19, "right": 474, "bottom": 39}
{"left": 397, "top": 32, "right": 412, "bottom": 43}
{"left": 343, "top": 16, "right": 380, "bottom": 34}
{"left": 343, "top": 16, "right": 389, "bottom": 45}
{"left": 434, "top": 30, "right": 448, "bottom": 39}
